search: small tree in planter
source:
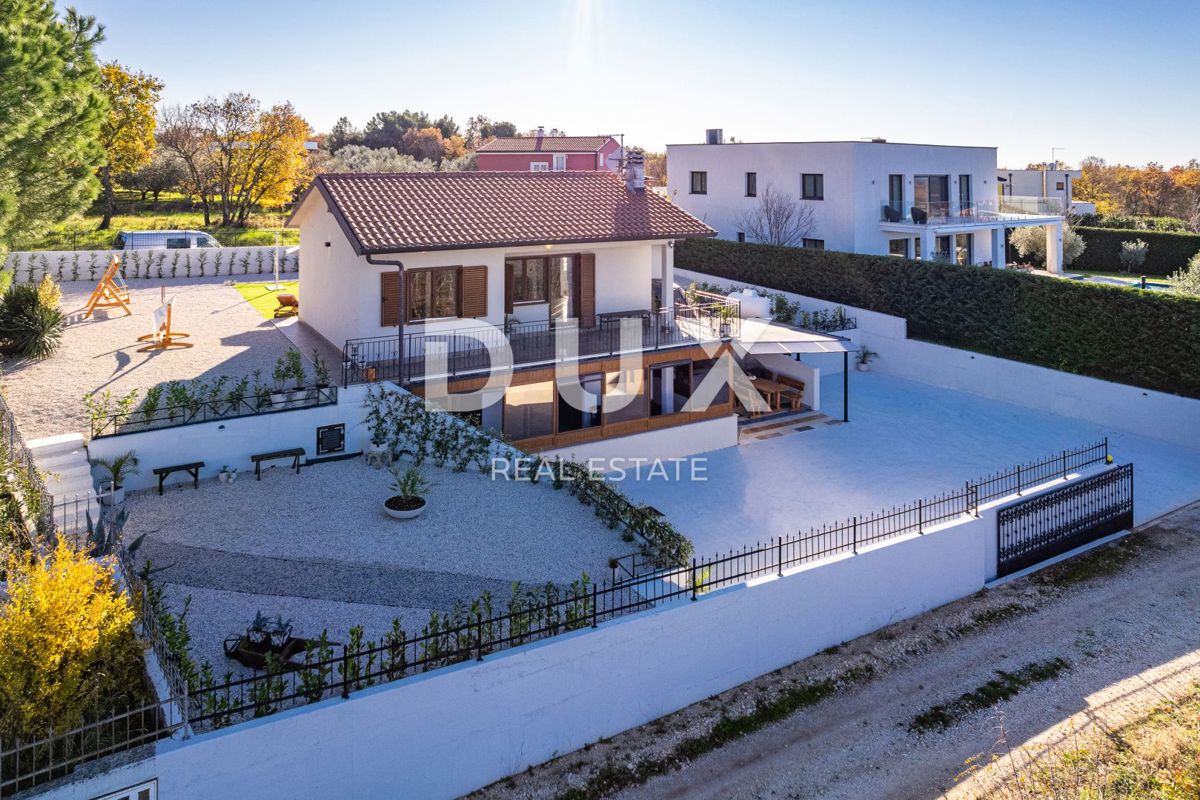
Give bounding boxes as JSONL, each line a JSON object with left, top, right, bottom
{"left": 856, "top": 346, "right": 879, "bottom": 372}
{"left": 270, "top": 356, "right": 292, "bottom": 407}
{"left": 311, "top": 348, "right": 331, "bottom": 390}
{"left": 90, "top": 450, "right": 140, "bottom": 505}
{"left": 245, "top": 611, "right": 292, "bottom": 651}
{"left": 384, "top": 465, "right": 433, "bottom": 520}
{"left": 1119, "top": 239, "right": 1149, "bottom": 274}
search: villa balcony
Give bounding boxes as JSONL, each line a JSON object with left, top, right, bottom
{"left": 341, "top": 300, "right": 740, "bottom": 386}
{"left": 880, "top": 196, "right": 1065, "bottom": 227}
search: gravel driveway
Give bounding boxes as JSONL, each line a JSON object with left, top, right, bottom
{"left": 472, "top": 502, "right": 1200, "bottom": 800}
{"left": 1, "top": 277, "right": 295, "bottom": 440}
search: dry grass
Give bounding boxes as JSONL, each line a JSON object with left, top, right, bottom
{"left": 954, "top": 683, "right": 1200, "bottom": 798}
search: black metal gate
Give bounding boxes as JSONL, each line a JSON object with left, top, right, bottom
{"left": 996, "top": 464, "right": 1134, "bottom": 577}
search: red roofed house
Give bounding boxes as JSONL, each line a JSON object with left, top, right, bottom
{"left": 288, "top": 162, "right": 743, "bottom": 453}
{"left": 476, "top": 129, "right": 622, "bottom": 173}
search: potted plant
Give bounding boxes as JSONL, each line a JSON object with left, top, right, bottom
{"left": 312, "top": 348, "right": 331, "bottom": 390}
{"left": 245, "top": 611, "right": 292, "bottom": 651}
{"left": 269, "top": 356, "right": 291, "bottom": 407}
{"left": 384, "top": 465, "right": 433, "bottom": 520}
{"left": 856, "top": 346, "right": 879, "bottom": 372}
{"left": 717, "top": 303, "right": 736, "bottom": 338}
{"left": 364, "top": 425, "right": 390, "bottom": 468}
{"left": 91, "top": 450, "right": 140, "bottom": 506}
{"left": 218, "top": 465, "right": 239, "bottom": 484}
{"left": 286, "top": 349, "right": 312, "bottom": 405}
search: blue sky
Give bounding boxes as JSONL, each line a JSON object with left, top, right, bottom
{"left": 76, "top": 0, "right": 1198, "bottom": 167}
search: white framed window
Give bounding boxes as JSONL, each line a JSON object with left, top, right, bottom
{"left": 530, "top": 162, "right": 550, "bottom": 172}
{"left": 553, "top": 154, "right": 567, "bottom": 171}
{"left": 94, "top": 780, "right": 157, "bottom": 800}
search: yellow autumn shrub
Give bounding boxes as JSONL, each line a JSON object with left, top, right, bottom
{"left": 0, "top": 539, "right": 145, "bottom": 740}
{"left": 35, "top": 273, "right": 61, "bottom": 310}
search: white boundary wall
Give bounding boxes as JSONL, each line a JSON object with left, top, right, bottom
{"left": 85, "top": 385, "right": 370, "bottom": 492}
{"left": 677, "top": 267, "right": 1200, "bottom": 446}
{"left": 2, "top": 246, "right": 298, "bottom": 283}
{"left": 39, "top": 490, "right": 997, "bottom": 800}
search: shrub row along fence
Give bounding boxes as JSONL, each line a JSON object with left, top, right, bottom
{"left": 1074, "top": 226, "right": 1200, "bottom": 276}
{"left": 0, "top": 393, "right": 54, "bottom": 547}
{"left": 148, "top": 438, "right": 1109, "bottom": 736}
{"left": 12, "top": 229, "right": 299, "bottom": 253}
{"left": 2, "top": 246, "right": 298, "bottom": 284}
{"left": 89, "top": 387, "right": 337, "bottom": 439}
{"left": 675, "top": 238, "right": 1200, "bottom": 399}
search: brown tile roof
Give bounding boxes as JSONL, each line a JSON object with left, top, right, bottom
{"left": 477, "top": 135, "right": 614, "bottom": 154}
{"left": 298, "top": 172, "right": 714, "bottom": 255}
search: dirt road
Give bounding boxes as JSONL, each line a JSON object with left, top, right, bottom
{"left": 474, "top": 503, "right": 1200, "bottom": 800}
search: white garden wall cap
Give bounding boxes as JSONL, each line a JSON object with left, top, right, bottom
{"left": 735, "top": 318, "right": 853, "bottom": 355}
{"left": 289, "top": 171, "right": 716, "bottom": 255}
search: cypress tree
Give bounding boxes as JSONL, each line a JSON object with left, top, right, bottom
{"left": 0, "top": 1, "right": 108, "bottom": 253}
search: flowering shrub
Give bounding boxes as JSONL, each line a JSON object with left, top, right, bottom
{"left": 0, "top": 539, "right": 145, "bottom": 739}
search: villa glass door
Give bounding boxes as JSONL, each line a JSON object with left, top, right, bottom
{"left": 549, "top": 255, "right": 575, "bottom": 321}
{"left": 914, "top": 175, "right": 950, "bottom": 218}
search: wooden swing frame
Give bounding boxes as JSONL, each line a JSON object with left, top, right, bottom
{"left": 83, "top": 256, "right": 132, "bottom": 318}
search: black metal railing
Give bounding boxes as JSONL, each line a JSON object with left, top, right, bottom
{"left": 90, "top": 387, "right": 338, "bottom": 439}
{"left": 971, "top": 439, "right": 1108, "bottom": 504}
{"left": 0, "top": 394, "right": 54, "bottom": 543}
{"left": 342, "top": 302, "right": 740, "bottom": 387}
{"left": 997, "top": 462, "right": 1134, "bottom": 577}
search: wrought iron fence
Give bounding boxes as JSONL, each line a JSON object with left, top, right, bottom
{"left": 0, "top": 393, "right": 54, "bottom": 543}
{"left": 0, "top": 438, "right": 1118, "bottom": 784}
{"left": 90, "top": 386, "right": 338, "bottom": 439}
{"left": 0, "top": 551, "right": 188, "bottom": 797}
{"left": 971, "top": 439, "right": 1108, "bottom": 504}
{"left": 997, "top": 462, "right": 1134, "bottom": 577}
{"left": 341, "top": 302, "right": 739, "bottom": 387}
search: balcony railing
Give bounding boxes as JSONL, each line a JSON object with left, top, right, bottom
{"left": 341, "top": 301, "right": 741, "bottom": 386}
{"left": 881, "top": 195, "right": 1065, "bottom": 225}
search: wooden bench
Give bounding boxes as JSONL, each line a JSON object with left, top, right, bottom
{"left": 251, "top": 448, "right": 305, "bottom": 480}
{"left": 774, "top": 375, "right": 807, "bottom": 410}
{"left": 153, "top": 461, "right": 204, "bottom": 495}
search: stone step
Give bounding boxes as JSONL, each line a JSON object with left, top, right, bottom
{"left": 27, "top": 432, "right": 88, "bottom": 461}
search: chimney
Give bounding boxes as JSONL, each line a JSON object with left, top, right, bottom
{"left": 536, "top": 125, "right": 545, "bottom": 138}
{"left": 624, "top": 150, "right": 645, "bottom": 192}
{"left": 705, "top": 128, "right": 724, "bottom": 145}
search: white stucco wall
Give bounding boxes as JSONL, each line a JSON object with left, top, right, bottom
{"left": 666, "top": 140, "right": 998, "bottom": 262}
{"left": 39, "top": 497, "right": 990, "bottom": 800}
{"left": 295, "top": 189, "right": 663, "bottom": 348}
{"left": 2, "top": 246, "right": 298, "bottom": 282}
{"left": 85, "top": 385, "right": 371, "bottom": 492}
{"left": 678, "top": 267, "right": 1200, "bottom": 446}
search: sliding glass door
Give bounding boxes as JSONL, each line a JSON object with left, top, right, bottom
{"left": 914, "top": 175, "right": 950, "bottom": 218}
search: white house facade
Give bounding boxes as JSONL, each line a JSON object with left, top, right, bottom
{"left": 667, "top": 138, "right": 1068, "bottom": 272}
{"left": 290, "top": 170, "right": 852, "bottom": 454}
{"left": 998, "top": 165, "right": 1094, "bottom": 215}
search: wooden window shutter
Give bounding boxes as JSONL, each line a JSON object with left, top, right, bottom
{"left": 578, "top": 253, "right": 596, "bottom": 328}
{"left": 381, "top": 271, "right": 401, "bottom": 327}
{"left": 504, "top": 261, "right": 514, "bottom": 314}
{"left": 461, "top": 265, "right": 488, "bottom": 317}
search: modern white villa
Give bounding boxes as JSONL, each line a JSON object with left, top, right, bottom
{"left": 289, "top": 168, "right": 852, "bottom": 454}
{"left": 998, "top": 163, "right": 1095, "bottom": 215}
{"left": 667, "top": 135, "right": 1070, "bottom": 272}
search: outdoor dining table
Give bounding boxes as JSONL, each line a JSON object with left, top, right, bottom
{"left": 748, "top": 376, "right": 788, "bottom": 412}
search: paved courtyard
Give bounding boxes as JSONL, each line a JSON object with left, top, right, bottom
{"left": 1, "top": 277, "right": 304, "bottom": 439}
{"left": 125, "top": 457, "right": 631, "bottom": 670}
{"left": 617, "top": 372, "right": 1200, "bottom": 558}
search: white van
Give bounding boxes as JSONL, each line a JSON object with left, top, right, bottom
{"left": 113, "top": 230, "right": 222, "bottom": 250}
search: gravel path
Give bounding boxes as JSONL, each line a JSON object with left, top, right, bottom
{"left": 473, "top": 502, "right": 1200, "bottom": 800}
{"left": 140, "top": 540, "right": 513, "bottom": 609}
{"left": 1, "top": 277, "right": 296, "bottom": 439}
{"left": 124, "top": 458, "right": 627, "bottom": 588}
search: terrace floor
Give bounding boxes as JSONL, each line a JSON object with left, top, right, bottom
{"left": 124, "top": 457, "right": 631, "bottom": 671}
{"left": 617, "top": 372, "right": 1200, "bottom": 559}
{"left": 0, "top": 277, "right": 314, "bottom": 440}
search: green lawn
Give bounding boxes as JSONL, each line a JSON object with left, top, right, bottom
{"left": 234, "top": 280, "right": 299, "bottom": 319}
{"left": 16, "top": 207, "right": 297, "bottom": 251}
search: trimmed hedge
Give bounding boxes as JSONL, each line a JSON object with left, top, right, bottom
{"left": 676, "top": 238, "right": 1200, "bottom": 398}
{"left": 1074, "top": 227, "right": 1200, "bottom": 276}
